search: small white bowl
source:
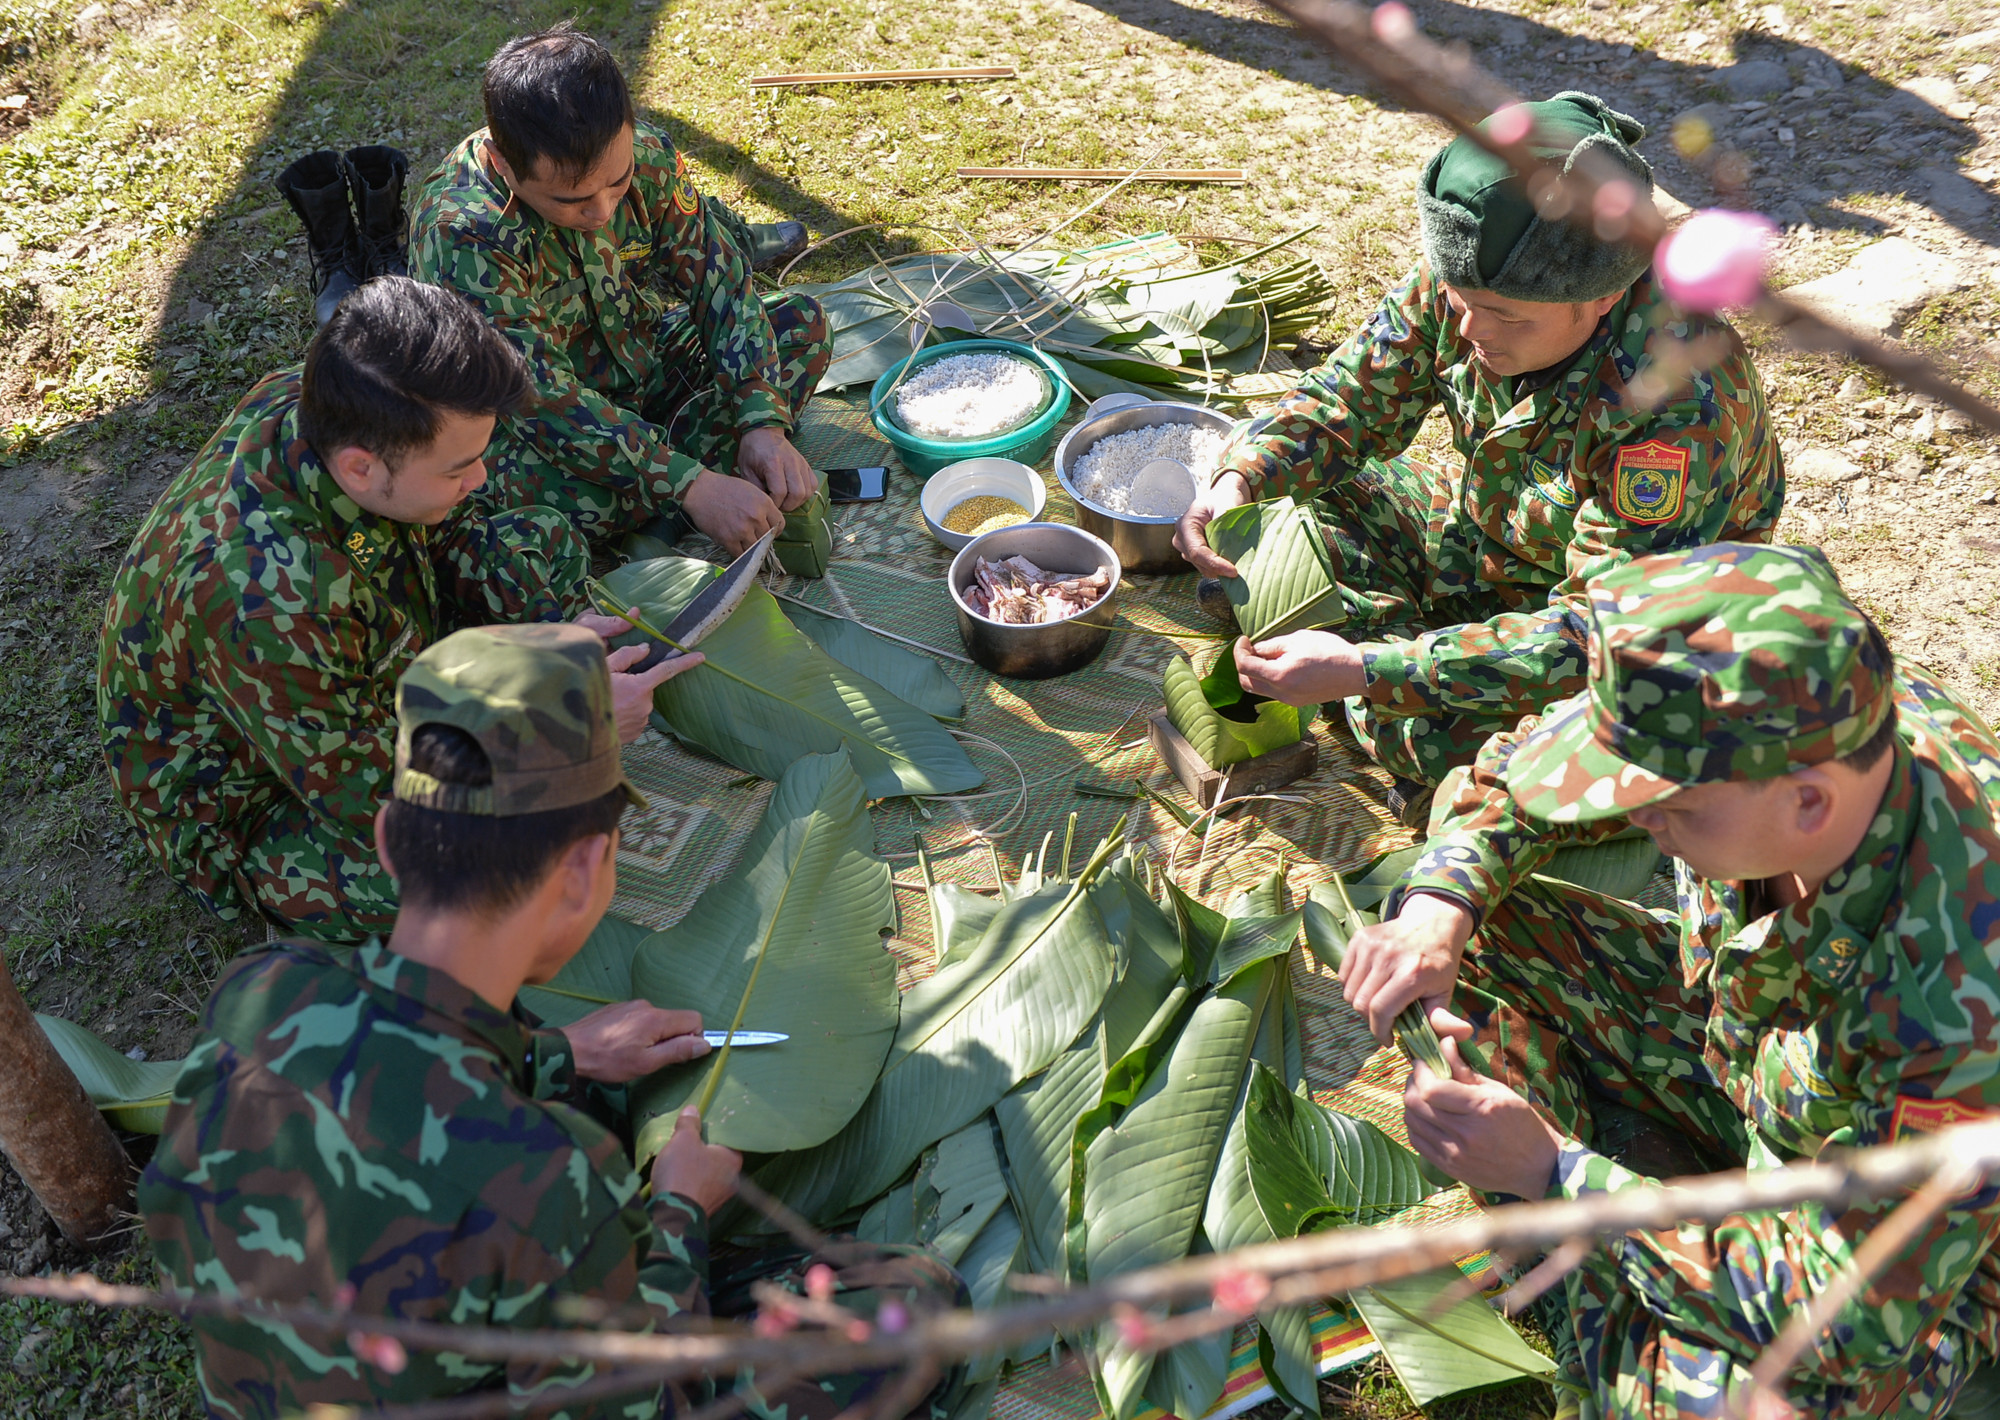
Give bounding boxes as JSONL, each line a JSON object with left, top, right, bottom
{"left": 919, "top": 457, "right": 1049, "bottom": 551}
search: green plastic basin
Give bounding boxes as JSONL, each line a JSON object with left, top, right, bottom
{"left": 868, "top": 338, "right": 1073, "bottom": 479}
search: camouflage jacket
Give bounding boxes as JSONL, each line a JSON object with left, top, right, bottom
{"left": 141, "top": 938, "right": 711, "bottom": 1420}
{"left": 1399, "top": 665, "right": 2000, "bottom": 1379}
{"left": 408, "top": 123, "right": 787, "bottom": 506}
{"left": 96, "top": 369, "right": 577, "bottom": 923}
{"left": 1215, "top": 261, "right": 1783, "bottom": 720}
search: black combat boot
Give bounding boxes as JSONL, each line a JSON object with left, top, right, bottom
{"left": 343, "top": 145, "right": 410, "bottom": 279}
{"left": 275, "top": 151, "right": 363, "bottom": 327}
{"left": 748, "top": 220, "right": 809, "bottom": 272}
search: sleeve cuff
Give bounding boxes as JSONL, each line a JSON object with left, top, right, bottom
{"left": 730, "top": 385, "right": 790, "bottom": 435}
{"left": 650, "top": 1191, "right": 714, "bottom": 1289}
{"left": 646, "top": 445, "right": 707, "bottom": 501}
{"left": 1357, "top": 639, "right": 1423, "bottom": 709}
{"left": 526, "top": 1028, "right": 581, "bottom": 1103}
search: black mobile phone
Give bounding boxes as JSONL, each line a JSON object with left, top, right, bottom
{"left": 825, "top": 466, "right": 889, "bottom": 502}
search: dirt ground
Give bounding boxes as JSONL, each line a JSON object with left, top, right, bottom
{"left": 4, "top": 0, "right": 2000, "bottom": 1409}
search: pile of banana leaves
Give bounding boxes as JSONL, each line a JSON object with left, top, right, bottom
{"left": 528, "top": 752, "right": 1562, "bottom": 1414}
{"left": 784, "top": 228, "right": 1336, "bottom": 409}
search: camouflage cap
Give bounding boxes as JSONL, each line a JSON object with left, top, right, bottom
{"left": 1503, "top": 543, "right": 1895, "bottom": 823}
{"left": 394, "top": 623, "right": 645, "bottom": 816}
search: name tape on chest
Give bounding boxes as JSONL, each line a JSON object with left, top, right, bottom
{"left": 1610, "top": 439, "right": 1691, "bottom": 525}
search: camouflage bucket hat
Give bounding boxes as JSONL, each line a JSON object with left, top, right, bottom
{"left": 395, "top": 623, "right": 645, "bottom": 816}
{"left": 1504, "top": 543, "right": 1895, "bottom": 823}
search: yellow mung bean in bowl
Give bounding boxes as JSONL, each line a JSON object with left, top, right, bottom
{"left": 942, "top": 495, "right": 1029, "bottom": 537}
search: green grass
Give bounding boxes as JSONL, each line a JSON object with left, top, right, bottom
{"left": 0, "top": 1246, "right": 202, "bottom": 1418}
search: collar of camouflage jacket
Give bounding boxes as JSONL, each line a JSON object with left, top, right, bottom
{"left": 273, "top": 398, "right": 429, "bottom": 586}
{"left": 1690, "top": 730, "right": 1915, "bottom": 996}
{"left": 340, "top": 937, "right": 537, "bottom": 1080}
{"left": 1470, "top": 272, "right": 1648, "bottom": 445}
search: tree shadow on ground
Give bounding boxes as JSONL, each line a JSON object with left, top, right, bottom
{"left": 1067, "top": 0, "right": 1990, "bottom": 244}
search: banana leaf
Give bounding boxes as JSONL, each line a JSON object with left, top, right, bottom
{"left": 1140, "top": 1278, "right": 1234, "bottom": 1420}
{"left": 36, "top": 1016, "right": 180, "bottom": 1134}
{"left": 1207, "top": 499, "right": 1346, "bottom": 642}
{"left": 1205, "top": 1063, "right": 1321, "bottom": 1417}
{"left": 756, "top": 846, "right": 1122, "bottom": 1222}
{"left": 1301, "top": 883, "right": 1451, "bottom": 1077}
{"left": 915, "top": 1118, "right": 1011, "bottom": 1266}
{"left": 857, "top": 1179, "right": 920, "bottom": 1246}
{"left": 1163, "top": 655, "right": 1302, "bottom": 770}
{"left": 1166, "top": 878, "right": 1302, "bottom": 987}
{"left": 626, "top": 751, "right": 900, "bottom": 1156}
{"left": 518, "top": 913, "right": 655, "bottom": 1029}
{"left": 1538, "top": 835, "right": 1667, "bottom": 903}
{"left": 1243, "top": 1064, "right": 1433, "bottom": 1236}
{"left": 1085, "top": 960, "right": 1281, "bottom": 1420}
{"left": 994, "top": 865, "right": 1184, "bottom": 1276}
{"left": 780, "top": 600, "right": 966, "bottom": 723}
{"left": 601, "top": 556, "right": 981, "bottom": 799}
{"left": 958, "top": 1201, "right": 1046, "bottom": 1382}
{"left": 1349, "top": 1268, "right": 1559, "bottom": 1406}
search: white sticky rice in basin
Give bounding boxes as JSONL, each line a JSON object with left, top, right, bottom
{"left": 894, "top": 351, "right": 1048, "bottom": 440}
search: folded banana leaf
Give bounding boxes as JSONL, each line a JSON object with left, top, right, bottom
{"left": 36, "top": 1015, "right": 181, "bottom": 1134}
{"left": 1350, "top": 1268, "right": 1560, "bottom": 1406}
{"left": 1207, "top": 498, "right": 1347, "bottom": 644}
{"left": 1163, "top": 654, "right": 1302, "bottom": 770}
{"left": 776, "top": 483, "right": 831, "bottom": 578}
{"left": 601, "top": 556, "right": 980, "bottom": 799}
{"left": 627, "top": 751, "right": 899, "bottom": 1157}
{"left": 1242, "top": 1063, "right": 1435, "bottom": 1237}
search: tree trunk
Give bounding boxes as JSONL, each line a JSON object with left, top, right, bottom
{"left": 0, "top": 950, "right": 133, "bottom": 1247}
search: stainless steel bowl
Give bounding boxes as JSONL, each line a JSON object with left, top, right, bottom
{"left": 1053, "top": 400, "right": 1236, "bottom": 575}
{"left": 949, "top": 523, "right": 1121, "bottom": 679}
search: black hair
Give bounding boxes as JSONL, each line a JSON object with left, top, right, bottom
{"left": 298, "top": 276, "right": 528, "bottom": 470}
{"left": 482, "top": 23, "right": 634, "bottom": 183}
{"left": 1840, "top": 705, "right": 1900, "bottom": 774}
{"left": 380, "top": 723, "right": 628, "bottom": 917}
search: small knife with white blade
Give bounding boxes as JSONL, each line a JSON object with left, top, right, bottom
{"left": 702, "top": 1030, "right": 789, "bottom": 1047}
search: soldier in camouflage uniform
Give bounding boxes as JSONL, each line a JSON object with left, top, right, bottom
{"left": 142, "top": 622, "right": 969, "bottom": 1420}
{"left": 98, "top": 278, "right": 692, "bottom": 946}
{"left": 409, "top": 25, "right": 831, "bottom": 556}
{"left": 1176, "top": 92, "right": 1783, "bottom": 797}
{"left": 1338, "top": 543, "right": 2000, "bottom": 1417}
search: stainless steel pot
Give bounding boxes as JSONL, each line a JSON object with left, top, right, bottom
{"left": 949, "top": 523, "right": 1122, "bottom": 679}
{"left": 1053, "top": 400, "right": 1237, "bottom": 575}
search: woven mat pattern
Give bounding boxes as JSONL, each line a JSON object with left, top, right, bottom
{"left": 608, "top": 393, "right": 1467, "bottom": 1416}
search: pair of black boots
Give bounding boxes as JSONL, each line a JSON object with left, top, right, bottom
{"left": 275, "top": 146, "right": 409, "bottom": 327}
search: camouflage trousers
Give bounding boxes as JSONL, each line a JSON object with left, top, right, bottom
{"left": 701, "top": 1240, "right": 973, "bottom": 1420}
{"left": 1311, "top": 455, "right": 1543, "bottom": 787}
{"left": 1453, "top": 879, "right": 1977, "bottom": 1419}
{"left": 479, "top": 292, "right": 832, "bottom": 544}
{"left": 206, "top": 506, "right": 588, "bottom": 946}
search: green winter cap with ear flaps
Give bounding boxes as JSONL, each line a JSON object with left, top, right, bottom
{"left": 1418, "top": 90, "right": 1654, "bottom": 304}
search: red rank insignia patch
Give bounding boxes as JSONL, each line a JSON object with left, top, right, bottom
{"left": 1891, "top": 1095, "right": 1992, "bottom": 1140}
{"left": 1610, "top": 439, "right": 1691, "bottom": 525}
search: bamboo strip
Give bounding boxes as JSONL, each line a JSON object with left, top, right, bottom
{"left": 747, "top": 66, "right": 1015, "bottom": 87}
{"left": 958, "top": 166, "right": 1248, "bottom": 184}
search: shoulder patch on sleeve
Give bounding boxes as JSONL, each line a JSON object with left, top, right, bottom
{"left": 1609, "top": 439, "right": 1691, "bottom": 524}
{"left": 672, "top": 151, "right": 700, "bottom": 217}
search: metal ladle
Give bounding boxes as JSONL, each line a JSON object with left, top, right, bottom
{"left": 1125, "top": 458, "right": 1198, "bottom": 519}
